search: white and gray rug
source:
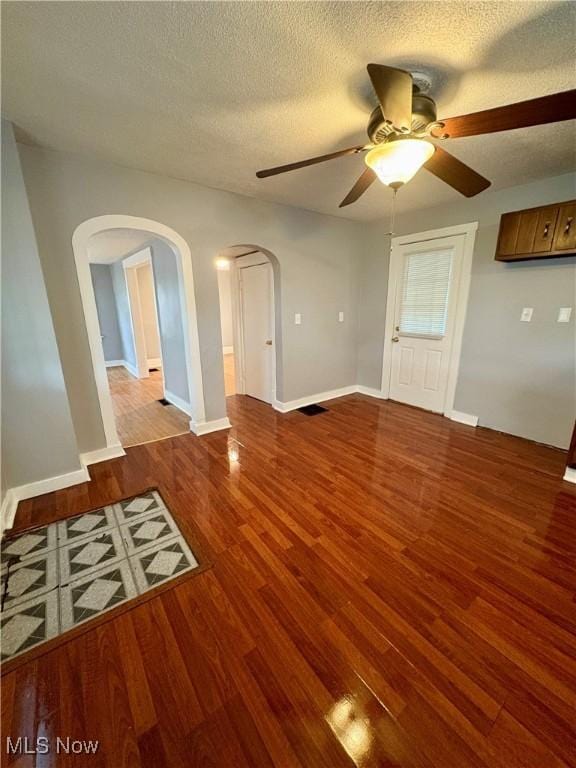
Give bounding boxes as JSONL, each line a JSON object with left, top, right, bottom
{"left": 1, "top": 491, "right": 199, "bottom": 663}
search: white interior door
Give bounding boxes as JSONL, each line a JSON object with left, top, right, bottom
{"left": 239, "top": 262, "right": 273, "bottom": 403}
{"left": 389, "top": 234, "right": 465, "bottom": 412}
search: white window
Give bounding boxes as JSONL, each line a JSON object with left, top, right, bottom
{"left": 398, "top": 250, "right": 453, "bottom": 337}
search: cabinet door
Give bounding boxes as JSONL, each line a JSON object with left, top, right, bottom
{"left": 515, "top": 210, "right": 540, "bottom": 253}
{"left": 531, "top": 207, "right": 559, "bottom": 253}
{"left": 496, "top": 212, "right": 521, "bottom": 257}
{"left": 553, "top": 204, "right": 576, "bottom": 251}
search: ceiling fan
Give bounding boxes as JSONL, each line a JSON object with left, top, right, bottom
{"left": 255, "top": 64, "right": 576, "bottom": 208}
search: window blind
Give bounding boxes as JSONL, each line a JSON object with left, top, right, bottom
{"left": 398, "top": 250, "right": 452, "bottom": 337}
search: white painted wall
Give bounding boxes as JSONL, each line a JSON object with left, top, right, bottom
{"left": 217, "top": 268, "right": 234, "bottom": 350}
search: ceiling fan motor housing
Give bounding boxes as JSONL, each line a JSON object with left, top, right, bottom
{"left": 368, "top": 90, "right": 437, "bottom": 143}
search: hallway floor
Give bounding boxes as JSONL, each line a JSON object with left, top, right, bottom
{"left": 107, "top": 366, "right": 190, "bottom": 447}
{"left": 4, "top": 394, "right": 575, "bottom": 767}
{"left": 224, "top": 353, "right": 235, "bottom": 396}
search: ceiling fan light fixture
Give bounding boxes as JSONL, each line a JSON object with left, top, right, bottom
{"left": 365, "top": 139, "right": 435, "bottom": 189}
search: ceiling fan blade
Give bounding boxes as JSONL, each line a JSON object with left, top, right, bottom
{"left": 367, "top": 64, "right": 413, "bottom": 134}
{"left": 256, "top": 145, "right": 366, "bottom": 178}
{"left": 436, "top": 90, "right": 576, "bottom": 139}
{"left": 339, "top": 167, "right": 377, "bottom": 208}
{"left": 424, "top": 145, "right": 490, "bottom": 197}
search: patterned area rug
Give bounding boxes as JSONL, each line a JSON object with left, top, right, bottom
{"left": 1, "top": 490, "right": 200, "bottom": 663}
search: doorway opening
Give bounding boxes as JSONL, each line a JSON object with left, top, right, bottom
{"left": 215, "top": 245, "right": 280, "bottom": 409}
{"left": 74, "top": 215, "right": 207, "bottom": 454}
{"left": 89, "top": 238, "right": 189, "bottom": 447}
{"left": 90, "top": 240, "right": 194, "bottom": 447}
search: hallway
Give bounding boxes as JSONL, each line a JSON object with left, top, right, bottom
{"left": 107, "top": 366, "right": 190, "bottom": 446}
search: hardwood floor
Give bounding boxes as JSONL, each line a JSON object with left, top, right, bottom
{"left": 224, "top": 353, "right": 236, "bottom": 396}
{"left": 3, "top": 394, "right": 576, "bottom": 767}
{"left": 107, "top": 366, "right": 190, "bottom": 446}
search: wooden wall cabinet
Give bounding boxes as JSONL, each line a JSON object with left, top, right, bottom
{"left": 495, "top": 200, "right": 576, "bottom": 261}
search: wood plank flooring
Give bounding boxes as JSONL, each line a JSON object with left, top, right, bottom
{"left": 224, "top": 353, "right": 236, "bottom": 397}
{"left": 3, "top": 394, "right": 576, "bottom": 767}
{"left": 107, "top": 366, "right": 190, "bottom": 446}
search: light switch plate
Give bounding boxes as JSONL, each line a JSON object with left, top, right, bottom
{"left": 520, "top": 307, "right": 533, "bottom": 322}
{"left": 558, "top": 307, "right": 572, "bottom": 323}
{"left": 294, "top": 313, "right": 302, "bottom": 325}
{"left": 338, "top": 311, "right": 344, "bottom": 323}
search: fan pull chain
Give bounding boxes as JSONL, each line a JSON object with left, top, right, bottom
{"left": 385, "top": 187, "right": 398, "bottom": 238}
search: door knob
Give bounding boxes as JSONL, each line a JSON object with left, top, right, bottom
{"left": 392, "top": 336, "right": 399, "bottom": 342}
{"left": 265, "top": 340, "right": 273, "bottom": 346}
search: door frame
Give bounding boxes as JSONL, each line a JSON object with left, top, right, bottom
{"left": 122, "top": 247, "right": 163, "bottom": 379}
{"left": 230, "top": 253, "right": 277, "bottom": 404}
{"left": 380, "top": 221, "right": 478, "bottom": 417}
{"left": 123, "top": 248, "right": 152, "bottom": 379}
{"left": 73, "top": 215, "right": 208, "bottom": 452}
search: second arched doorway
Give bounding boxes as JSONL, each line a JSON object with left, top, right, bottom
{"left": 215, "top": 244, "right": 281, "bottom": 408}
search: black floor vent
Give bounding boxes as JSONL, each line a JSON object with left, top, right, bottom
{"left": 157, "top": 398, "right": 171, "bottom": 406}
{"left": 297, "top": 404, "right": 328, "bottom": 416}
{"left": 149, "top": 367, "right": 160, "bottom": 372}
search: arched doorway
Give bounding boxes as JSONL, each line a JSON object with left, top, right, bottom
{"left": 73, "top": 215, "right": 207, "bottom": 451}
{"left": 215, "top": 244, "right": 281, "bottom": 408}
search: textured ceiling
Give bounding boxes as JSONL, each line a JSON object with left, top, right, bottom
{"left": 87, "top": 229, "right": 151, "bottom": 264}
{"left": 3, "top": 1, "right": 575, "bottom": 221}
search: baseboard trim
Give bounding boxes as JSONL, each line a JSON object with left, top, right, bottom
{"left": 81, "top": 444, "right": 126, "bottom": 466}
{"left": 273, "top": 386, "right": 357, "bottom": 413}
{"left": 449, "top": 410, "right": 479, "bottom": 427}
{"left": 1, "top": 466, "right": 91, "bottom": 535}
{"left": 148, "top": 358, "right": 162, "bottom": 368}
{"left": 123, "top": 360, "right": 139, "bottom": 378}
{"left": 222, "top": 346, "right": 234, "bottom": 355}
{"left": 0, "top": 490, "right": 18, "bottom": 537}
{"left": 356, "top": 385, "right": 386, "bottom": 399}
{"left": 192, "top": 417, "right": 232, "bottom": 436}
{"left": 164, "top": 390, "right": 192, "bottom": 417}
{"left": 563, "top": 467, "right": 576, "bottom": 484}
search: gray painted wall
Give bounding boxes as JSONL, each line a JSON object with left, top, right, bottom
{"left": 358, "top": 172, "right": 576, "bottom": 449}
{"left": 13, "top": 139, "right": 574, "bottom": 461}
{"left": 110, "top": 259, "right": 137, "bottom": 370}
{"left": 150, "top": 239, "right": 190, "bottom": 403}
{"left": 1, "top": 121, "right": 81, "bottom": 492}
{"left": 19, "top": 145, "right": 361, "bottom": 453}
{"left": 90, "top": 264, "right": 123, "bottom": 362}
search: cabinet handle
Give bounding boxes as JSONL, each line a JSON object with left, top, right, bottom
{"left": 543, "top": 222, "right": 550, "bottom": 238}
{"left": 565, "top": 217, "right": 573, "bottom": 235}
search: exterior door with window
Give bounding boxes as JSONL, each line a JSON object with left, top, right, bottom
{"left": 389, "top": 234, "right": 465, "bottom": 412}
